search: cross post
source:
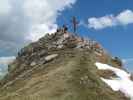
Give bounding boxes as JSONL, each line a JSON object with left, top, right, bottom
{"left": 71, "top": 16, "right": 78, "bottom": 33}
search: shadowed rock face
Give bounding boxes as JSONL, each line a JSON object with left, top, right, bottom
{"left": 0, "top": 30, "right": 129, "bottom": 100}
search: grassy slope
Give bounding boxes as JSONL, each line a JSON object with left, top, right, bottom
{"left": 0, "top": 49, "right": 129, "bottom": 100}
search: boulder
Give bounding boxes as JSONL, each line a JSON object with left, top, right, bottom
{"left": 30, "top": 62, "right": 36, "bottom": 66}
{"left": 45, "top": 54, "right": 58, "bottom": 62}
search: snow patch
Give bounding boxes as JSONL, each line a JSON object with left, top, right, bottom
{"left": 95, "top": 62, "right": 133, "bottom": 100}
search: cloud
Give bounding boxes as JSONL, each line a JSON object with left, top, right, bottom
{"left": 0, "top": 56, "right": 15, "bottom": 65}
{"left": 23, "top": 0, "right": 76, "bottom": 41}
{"left": 122, "top": 58, "right": 133, "bottom": 64}
{"left": 88, "top": 10, "right": 133, "bottom": 30}
{"left": 0, "top": 0, "right": 76, "bottom": 56}
{"left": 117, "top": 10, "right": 133, "bottom": 25}
{"left": 0, "top": 56, "right": 15, "bottom": 77}
{"left": 0, "top": 0, "right": 11, "bottom": 15}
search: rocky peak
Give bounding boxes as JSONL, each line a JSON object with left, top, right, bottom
{"left": 0, "top": 26, "right": 127, "bottom": 100}
{"left": 15, "top": 27, "right": 104, "bottom": 65}
{"left": 7, "top": 27, "right": 120, "bottom": 78}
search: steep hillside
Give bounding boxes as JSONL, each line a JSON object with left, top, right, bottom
{"left": 0, "top": 28, "right": 129, "bottom": 100}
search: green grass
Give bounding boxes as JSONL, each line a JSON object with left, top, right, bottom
{"left": 0, "top": 49, "right": 129, "bottom": 100}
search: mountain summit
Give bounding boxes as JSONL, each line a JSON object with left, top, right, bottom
{"left": 0, "top": 27, "right": 129, "bottom": 100}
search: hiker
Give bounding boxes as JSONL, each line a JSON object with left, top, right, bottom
{"left": 56, "top": 27, "right": 61, "bottom": 32}
{"left": 62, "top": 25, "right": 68, "bottom": 33}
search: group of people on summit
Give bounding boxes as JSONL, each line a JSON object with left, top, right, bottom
{"left": 56, "top": 16, "right": 104, "bottom": 56}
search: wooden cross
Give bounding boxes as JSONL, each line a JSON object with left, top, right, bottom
{"left": 71, "top": 16, "right": 78, "bottom": 33}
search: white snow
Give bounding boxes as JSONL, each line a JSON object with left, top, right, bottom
{"left": 95, "top": 62, "right": 133, "bottom": 100}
